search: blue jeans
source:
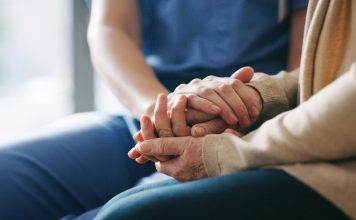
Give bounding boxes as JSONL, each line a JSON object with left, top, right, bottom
{"left": 0, "top": 113, "right": 347, "bottom": 219}
{"left": 95, "top": 170, "right": 348, "bottom": 220}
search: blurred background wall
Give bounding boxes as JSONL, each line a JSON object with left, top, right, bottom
{"left": 0, "top": 0, "right": 123, "bottom": 143}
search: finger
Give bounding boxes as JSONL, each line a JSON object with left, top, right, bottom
{"left": 138, "top": 137, "right": 186, "bottom": 156}
{"left": 140, "top": 115, "right": 156, "bottom": 140}
{"left": 177, "top": 78, "right": 237, "bottom": 125}
{"left": 196, "top": 83, "right": 238, "bottom": 125}
{"left": 186, "top": 94, "right": 221, "bottom": 115}
{"left": 171, "top": 95, "right": 191, "bottom": 136}
{"left": 213, "top": 80, "right": 250, "bottom": 127}
{"left": 145, "top": 154, "right": 175, "bottom": 163}
{"left": 143, "top": 154, "right": 173, "bottom": 162}
{"left": 135, "top": 156, "right": 150, "bottom": 164}
{"left": 185, "top": 109, "right": 216, "bottom": 126}
{"left": 128, "top": 143, "right": 142, "bottom": 159}
{"left": 167, "top": 93, "right": 179, "bottom": 111}
{"left": 230, "top": 66, "right": 254, "bottom": 83}
{"left": 191, "top": 118, "right": 228, "bottom": 137}
{"left": 129, "top": 144, "right": 164, "bottom": 162}
{"left": 133, "top": 131, "right": 144, "bottom": 142}
{"left": 154, "top": 94, "right": 174, "bottom": 137}
{"left": 234, "top": 85, "right": 262, "bottom": 120}
{"left": 169, "top": 92, "right": 221, "bottom": 116}
{"left": 224, "top": 128, "right": 242, "bottom": 137}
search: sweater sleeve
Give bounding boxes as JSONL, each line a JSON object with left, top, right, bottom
{"left": 203, "top": 64, "right": 356, "bottom": 176}
{"left": 247, "top": 68, "right": 299, "bottom": 125}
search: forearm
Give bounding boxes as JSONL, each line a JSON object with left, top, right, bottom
{"left": 203, "top": 64, "right": 356, "bottom": 176}
{"left": 88, "top": 27, "right": 169, "bottom": 118}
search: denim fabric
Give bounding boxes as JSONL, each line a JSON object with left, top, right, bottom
{"left": 0, "top": 114, "right": 347, "bottom": 219}
{"left": 0, "top": 113, "right": 155, "bottom": 220}
{"left": 94, "top": 169, "right": 347, "bottom": 220}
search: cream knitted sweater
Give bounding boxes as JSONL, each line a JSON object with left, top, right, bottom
{"left": 202, "top": 0, "right": 356, "bottom": 218}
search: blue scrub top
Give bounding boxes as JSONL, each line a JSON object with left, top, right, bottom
{"left": 85, "top": 0, "right": 308, "bottom": 134}
{"left": 85, "top": 0, "right": 308, "bottom": 91}
{"left": 138, "top": 0, "right": 308, "bottom": 91}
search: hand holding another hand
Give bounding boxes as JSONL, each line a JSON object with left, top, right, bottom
{"left": 129, "top": 93, "right": 208, "bottom": 181}
{"left": 128, "top": 93, "right": 242, "bottom": 181}
{"left": 162, "top": 66, "right": 261, "bottom": 137}
{"left": 133, "top": 66, "right": 263, "bottom": 140}
{"left": 129, "top": 94, "right": 190, "bottom": 163}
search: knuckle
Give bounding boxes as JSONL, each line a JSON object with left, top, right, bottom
{"left": 229, "top": 79, "right": 242, "bottom": 88}
{"left": 157, "top": 128, "right": 173, "bottom": 137}
{"left": 190, "top": 78, "right": 201, "bottom": 84}
{"left": 174, "top": 84, "right": 186, "bottom": 92}
{"left": 218, "top": 84, "right": 231, "bottom": 94}
{"left": 199, "top": 87, "right": 214, "bottom": 97}
{"left": 203, "top": 75, "right": 215, "bottom": 81}
{"left": 173, "top": 126, "right": 187, "bottom": 136}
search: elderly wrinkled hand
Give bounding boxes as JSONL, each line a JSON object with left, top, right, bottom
{"left": 128, "top": 93, "right": 241, "bottom": 181}
{"left": 133, "top": 67, "right": 262, "bottom": 141}
{"left": 128, "top": 94, "right": 188, "bottom": 164}
{"left": 137, "top": 135, "right": 207, "bottom": 182}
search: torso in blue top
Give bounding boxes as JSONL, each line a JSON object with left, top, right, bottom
{"left": 138, "top": 0, "right": 308, "bottom": 91}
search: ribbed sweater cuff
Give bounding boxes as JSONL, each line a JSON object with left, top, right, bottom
{"left": 202, "top": 134, "right": 223, "bottom": 176}
{"left": 246, "top": 74, "right": 289, "bottom": 123}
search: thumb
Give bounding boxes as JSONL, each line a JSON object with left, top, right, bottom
{"left": 230, "top": 66, "right": 254, "bottom": 83}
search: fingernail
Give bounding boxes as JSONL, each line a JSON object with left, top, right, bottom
{"left": 251, "top": 106, "right": 260, "bottom": 118}
{"left": 241, "top": 116, "right": 250, "bottom": 127}
{"left": 193, "top": 126, "right": 206, "bottom": 136}
{"left": 210, "top": 105, "right": 221, "bottom": 114}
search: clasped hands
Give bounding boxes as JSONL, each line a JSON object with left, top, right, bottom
{"left": 128, "top": 67, "right": 262, "bottom": 181}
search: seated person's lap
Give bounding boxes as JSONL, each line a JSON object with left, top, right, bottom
{"left": 0, "top": 113, "right": 155, "bottom": 220}
{"left": 94, "top": 169, "right": 348, "bottom": 220}
{"left": 0, "top": 113, "right": 348, "bottom": 220}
